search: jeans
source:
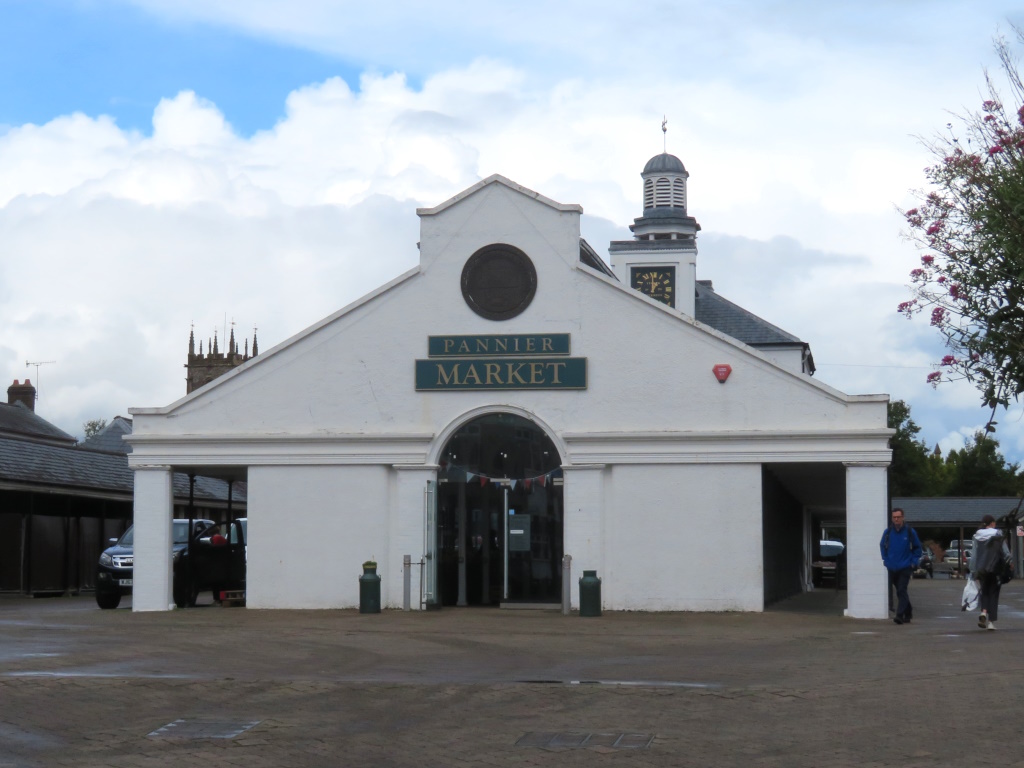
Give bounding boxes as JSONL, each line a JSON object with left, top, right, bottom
{"left": 889, "top": 567, "right": 913, "bottom": 619}
{"left": 979, "top": 572, "right": 1002, "bottom": 622}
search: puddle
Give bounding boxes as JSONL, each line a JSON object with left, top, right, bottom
{"left": 6, "top": 671, "right": 194, "bottom": 679}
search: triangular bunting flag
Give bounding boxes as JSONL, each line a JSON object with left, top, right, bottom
{"left": 510, "top": 479, "right": 517, "bottom": 490}
{"left": 480, "top": 476, "right": 488, "bottom": 487}
{"left": 538, "top": 475, "right": 547, "bottom": 487}
{"left": 466, "top": 471, "right": 475, "bottom": 483}
{"left": 525, "top": 479, "right": 532, "bottom": 491}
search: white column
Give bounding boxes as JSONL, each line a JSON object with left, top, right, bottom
{"left": 390, "top": 465, "right": 437, "bottom": 610}
{"left": 562, "top": 464, "right": 605, "bottom": 610}
{"left": 845, "top": 463, "right": 889, "bottom": 619}
{"left": 132, "top": 466, "right": 174, "bottom": 612}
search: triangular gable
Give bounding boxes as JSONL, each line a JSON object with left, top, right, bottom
{"left": 575, "top": 261, "right": 854, "bottom": 403}
{"left": 416, "top": 174, "right": 583, "bottom": 217}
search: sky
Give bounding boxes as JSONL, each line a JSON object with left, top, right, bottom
{"left": 2, "top": 0, "right": 1024, "bottom": 463}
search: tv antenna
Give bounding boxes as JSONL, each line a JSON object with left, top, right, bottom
{"left": 25, "top": 360, "right": 56, "bottom": 401}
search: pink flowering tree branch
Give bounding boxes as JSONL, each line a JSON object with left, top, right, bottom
{"left": 899, "top": 27, "right": 1024, "bottom": 431}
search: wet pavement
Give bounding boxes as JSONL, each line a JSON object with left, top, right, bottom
{"left": 2, "top": 578, "right": 1024, "bottom": 766}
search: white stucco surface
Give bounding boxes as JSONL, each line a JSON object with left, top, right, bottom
{"left": 128, "top": 174, "right": 891, "bottom": 614}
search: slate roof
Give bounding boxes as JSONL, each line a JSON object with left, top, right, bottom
{"left": 0, "top": 401, "right": 76, "bottom": 446}
{"left": 0, "top": 407, "right": 244, "bottom": 504}
{"left": 80, "top": 416, "right": 133, "bottom": 455}
{"left": 579, "top": 239, "right": 617, "bottom": 278}
{"left": 0, "top": 433, "right": 245, "bottom": 503}
{"left": 0, "top": 435, "right": 132, "bottom": 497}
{"left": 0, "top": 434, "right": 245, "bottom": 505}
{"left": 694, "top": 280, "right": 805, "bottom": 347}
{"left": 892, "top": 497, "right": 1024, "bottom": 527}
{"left": 643, "top": 153, "right": 687, "bottom": 175}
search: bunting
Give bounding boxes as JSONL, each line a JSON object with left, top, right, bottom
{"left": 442, "top": 462, "right": 562, "bottom": 488}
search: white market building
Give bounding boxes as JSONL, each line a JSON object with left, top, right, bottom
{"left": 127, "top": 153, "right": 893, "bottom": 617}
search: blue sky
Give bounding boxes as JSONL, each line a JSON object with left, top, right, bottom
{"left": 2, "top": 0, "right": 1024, "bottom": 463}
{"left": 0, "top": 0, "right": 357, "bottom": 134}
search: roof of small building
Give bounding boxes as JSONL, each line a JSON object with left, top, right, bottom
{"left": 0, "top": 434, "right": 245, "bottom": 502}
{"left": 0, "top": 401, "right": 76, "bottom": 446}
{"left": 0, "top": 408, "right": 244, "bottom": 503}
{"left": 643, "top": 153, "right": 687, "bottom": 175}
{"left": 80, "top": 416, "right": 133, "bottom": 455}
{"left": 892, "top": 497, "right": 1024, "bottom": 527}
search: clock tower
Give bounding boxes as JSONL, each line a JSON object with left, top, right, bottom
{"left": 609, "top": 147, "right": 700, "bottom": 316}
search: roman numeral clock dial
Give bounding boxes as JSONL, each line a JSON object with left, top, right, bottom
{"left": 630, "top": 267, "right": 676, "bottom": 308}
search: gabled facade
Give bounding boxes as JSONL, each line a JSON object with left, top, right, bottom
{"left": 128, "top": 162, "right": 891, "bottom": 617}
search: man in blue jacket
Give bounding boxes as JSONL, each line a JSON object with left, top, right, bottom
{"left": 880, "top": 507, "right": 922, "bottom": 624}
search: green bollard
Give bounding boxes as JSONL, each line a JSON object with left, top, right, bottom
{"left": 359, "top": 561, "right": 381, "bottom": 614}
{"left": 578, "top": 570, "right": 601, "bottom": 617}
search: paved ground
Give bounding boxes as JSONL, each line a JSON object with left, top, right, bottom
{"left": 2, "top": 578, "right": 1024, "bottom": 767}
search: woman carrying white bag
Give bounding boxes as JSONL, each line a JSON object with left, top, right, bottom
{"left": 970, "top": 514, "right": 1013, "bottom": 631}
{"left": 961, "top": 576, "right": 980, "bottom": 612}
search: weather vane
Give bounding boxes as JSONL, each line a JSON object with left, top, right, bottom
{"left": 662, "top": 115, "right": 667, "bottom": 152}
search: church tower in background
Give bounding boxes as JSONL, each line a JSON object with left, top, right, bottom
{"left": 185, "top": 324, "right": 259, "bottom": 394}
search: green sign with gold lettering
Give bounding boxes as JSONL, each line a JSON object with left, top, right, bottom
{"left": 428, "top": 334, "right": 570, "bottom": 357}
{"left": 416, "top": 357, "right": 587, "bottom": 390}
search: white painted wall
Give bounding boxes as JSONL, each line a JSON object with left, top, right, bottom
{"left": 128, "top": 175, "right": 890, "bottom": 614}
{"left": 845, "top": 464, "right": 890, "bottom": 619}
{"left": 131, "top": 467, "right": 174, "bottom": 612}
{"left": 601, "top": 464, "right": 763, "bottom": 611}
{"left": 246, "top": 465, "right": 389, "bottom": 609}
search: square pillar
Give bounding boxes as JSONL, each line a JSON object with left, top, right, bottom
{"left": 132, "top": 466, "right": 174, "bottom": 612}
{"left": 390, "top": 465, "right": 437, "bottom": 610}
{"left": 562, "top": 464, "right": 605, "bottom": 610}
{"left": 845, "top": 463, "right": 889, "bottom": 619}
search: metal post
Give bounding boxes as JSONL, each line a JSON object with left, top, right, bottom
{"left": 457, "top": 483, "right": 467, "bottom": 606}
{"left": 561, "top": 554, "right": 572, "bottom": 615}
{"left": 503, "top": 487, "right": 509, "bottom": 601}
{"left": 403, "top": 555, "right": 412, "bottom": 611}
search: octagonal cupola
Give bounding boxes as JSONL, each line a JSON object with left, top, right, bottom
{"left": 642, "top": 152, "right": 688, "bottom": 213}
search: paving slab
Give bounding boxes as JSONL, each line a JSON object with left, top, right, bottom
{"left": 1, "top": 578, "right": 1022, "bottom": 766}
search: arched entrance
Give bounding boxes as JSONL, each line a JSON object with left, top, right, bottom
{"left": 436, "top": 412, "right": 563, "bottom": 606}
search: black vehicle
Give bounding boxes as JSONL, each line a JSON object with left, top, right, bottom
{"left": 812, "top": 540, "right": 845, "bottom": 587}
{"left": 173, "top": 518, "right": 247, "bottom": 608}
{"left": 913, "top": 549, "right": 935, "bottom": 579}
{"left": 95, "top": 519, "right": 215, "bottom": 609}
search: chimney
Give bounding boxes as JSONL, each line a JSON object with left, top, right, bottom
{"left": 8, "top": 379, "right": 36, "bottom": 411}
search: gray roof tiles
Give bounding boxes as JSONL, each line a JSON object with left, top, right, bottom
{"left": 694, "top": 280, "right": 804, "bottom": 346}
{"left": 643, "top": 153, "right": 687, "bottom": 175}
{"left": 0, "top": 401, "right": 76, "bottom": 445}
{"left": 892, "top": 497, "right": 1024, "bottom": 526}
{"left": 80, "top": 416, "right": 133, "bottom": 455}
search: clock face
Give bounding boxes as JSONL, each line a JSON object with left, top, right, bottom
{"left": 631, "top": 267, "right": 676, "bottom": 307}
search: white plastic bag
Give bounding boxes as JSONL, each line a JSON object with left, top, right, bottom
{"left": 961, "top": 578, "right": 980, "bottom": 612}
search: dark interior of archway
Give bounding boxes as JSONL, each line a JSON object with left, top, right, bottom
{"left": 440, "top": 412, "right": 561, "bottom": 479}
{"left": 437, "top": 413, "right": 563, "bottom": 606}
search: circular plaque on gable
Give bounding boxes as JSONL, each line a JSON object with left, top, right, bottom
{"left": 460, "top": 244, "right": 537, "bottom": 320}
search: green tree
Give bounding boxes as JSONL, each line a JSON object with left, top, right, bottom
{"left": 82, "top": 419, "right": 107, "bottom": 439}
{"left": 899, "top": 28, "right": 1024, "bottom": 431}
{"left": 888, "top": 400, "right": 943, "bottom": 496}
{"left": 944, "top": 431, "right": 1022, "bottom": 496}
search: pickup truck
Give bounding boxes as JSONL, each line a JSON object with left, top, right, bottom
{"left": 173, "top": 518, "right": 247, "bottom": 607}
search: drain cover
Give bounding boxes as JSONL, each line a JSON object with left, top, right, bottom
{"left": 148, "top": 719, "right": 261, "bottom": 739}
{"left": 516, "top": 732, "right": 654, "bottom": 749}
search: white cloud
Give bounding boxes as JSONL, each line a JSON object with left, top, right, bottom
{"left": 2, "top": 9, "right": 1021, "bottom": 459}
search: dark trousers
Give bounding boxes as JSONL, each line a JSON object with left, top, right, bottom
{"left": 889, "top": 568, "right": 913, "bottom": 619}
{"left": 979, "top": 572, "right": 1002, "bottom": 622}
